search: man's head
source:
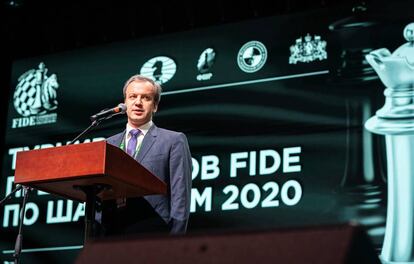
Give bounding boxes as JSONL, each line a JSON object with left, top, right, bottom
{"left": 123, "top": 75, "right": 162, "bottom": 128}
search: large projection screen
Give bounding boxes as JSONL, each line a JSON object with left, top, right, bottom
{"left": 1, "top": 5, "right": 409, "bottom": 263}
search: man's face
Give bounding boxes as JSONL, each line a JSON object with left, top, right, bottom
{"left": 124, "top": 80, "right": 158, "bottom": 128}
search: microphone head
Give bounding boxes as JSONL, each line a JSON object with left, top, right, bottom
{"left": 118, "top": 103, "right": 127, "bottom": 114}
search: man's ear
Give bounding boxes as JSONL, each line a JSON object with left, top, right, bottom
{"left": 153, "top": 104, "right": 158, "bottom": 113}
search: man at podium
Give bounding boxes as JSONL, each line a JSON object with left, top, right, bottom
{"left": 101, "top": 74, "right": 192, "bottom": 235}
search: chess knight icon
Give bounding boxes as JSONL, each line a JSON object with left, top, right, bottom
{"left": 365, "top": 23, "right": 414, "bottom": 264}
{"left": 289, "top": 34, "right": 327, "bottom": 64}
{"left": 13, "top": 62, "right": 59, "bottom": 117}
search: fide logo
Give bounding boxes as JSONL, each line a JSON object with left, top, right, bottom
{"left": 237, "top": 41, "right": 268, "bottom": 73}
{"left": 140, "top": 56, "right": 177, "bottom": 84}
{"left": 12, "top": 62, "right": 59, "bottom": 128}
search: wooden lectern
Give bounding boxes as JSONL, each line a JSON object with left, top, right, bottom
{"left": 14, "top": 141, "right": 167, "bottom": 242}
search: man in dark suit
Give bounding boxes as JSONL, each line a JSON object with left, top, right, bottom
{"left": 102, "top": 74, "right": 192, "bottom": 235}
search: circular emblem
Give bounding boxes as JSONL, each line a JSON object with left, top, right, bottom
{"left": 13, "top": 62, "right": 59, "bottom": 117}
{"left": 140, "top": 56, "right": 176, "bottom": 84}
{"left": 237, "top": 41, "right": 268, "bottom": 73}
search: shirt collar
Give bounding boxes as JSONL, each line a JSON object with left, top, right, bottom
{"left": 126, "top": 120, "right": 153, "bottom": 137}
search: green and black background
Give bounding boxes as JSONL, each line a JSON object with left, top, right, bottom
{"left": 0, "top": 0, "right": 413, "bottom": 263}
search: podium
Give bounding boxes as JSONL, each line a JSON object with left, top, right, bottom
{"left": 14, "top": 141, "right": 167, "bottom": 241}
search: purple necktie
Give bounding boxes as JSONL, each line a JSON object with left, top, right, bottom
{"left": 126, "top": 129, "right": 141, "bottom": 157}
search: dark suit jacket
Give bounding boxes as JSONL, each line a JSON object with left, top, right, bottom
{"left": 106, "top": 124, "right": 192, "bottom": 234}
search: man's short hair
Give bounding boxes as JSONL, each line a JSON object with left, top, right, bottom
{"left": 123, "top": 75, "right": 162, "bottom": 105}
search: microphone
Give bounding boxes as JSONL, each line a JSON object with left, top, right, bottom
{"left": 90, "top": 103, "right": 127, "bottom": 121}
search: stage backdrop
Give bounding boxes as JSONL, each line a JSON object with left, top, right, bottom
{"left": 1, "top": 4, "right": 409, "bottom": 263}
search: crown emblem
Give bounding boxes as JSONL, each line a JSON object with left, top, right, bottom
{"left": 289, "top": 34, "right": 327, "bottom": 64}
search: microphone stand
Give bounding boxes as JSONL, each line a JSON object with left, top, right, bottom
{"left": 0, "top": 184, "right": 22, "bottom": 206}
{"left": 1, "top": 184, "right": 30, "bottom": 263}
{"left": 69, "top": 119, "right": 101, "bottom": 145}
{"left": 13, "top": 186, "right": 32, "bottom": 264}
{"left": 69, "top": 111, "right": 120, "bottom": 145}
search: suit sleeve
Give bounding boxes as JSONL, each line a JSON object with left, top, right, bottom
{"left": 169, "top": 133, "right": 192, "bottom": 234}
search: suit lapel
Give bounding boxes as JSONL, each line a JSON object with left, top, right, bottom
{"left": 137, "top": 124, "right": 158, "bottom": 162}
{"left": 108, "top": 130, "right": 125, "bottom": 147}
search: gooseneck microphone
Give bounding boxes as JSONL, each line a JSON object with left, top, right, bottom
{"left": 69, "top": 103, "right": 126, "bottom": 145}
{"left": 90, "top": 103, "right": 127, "bottom": 121}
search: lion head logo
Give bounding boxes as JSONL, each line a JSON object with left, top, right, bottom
{"left": 13, "top": 62, "right": 59, "bottom": 117}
